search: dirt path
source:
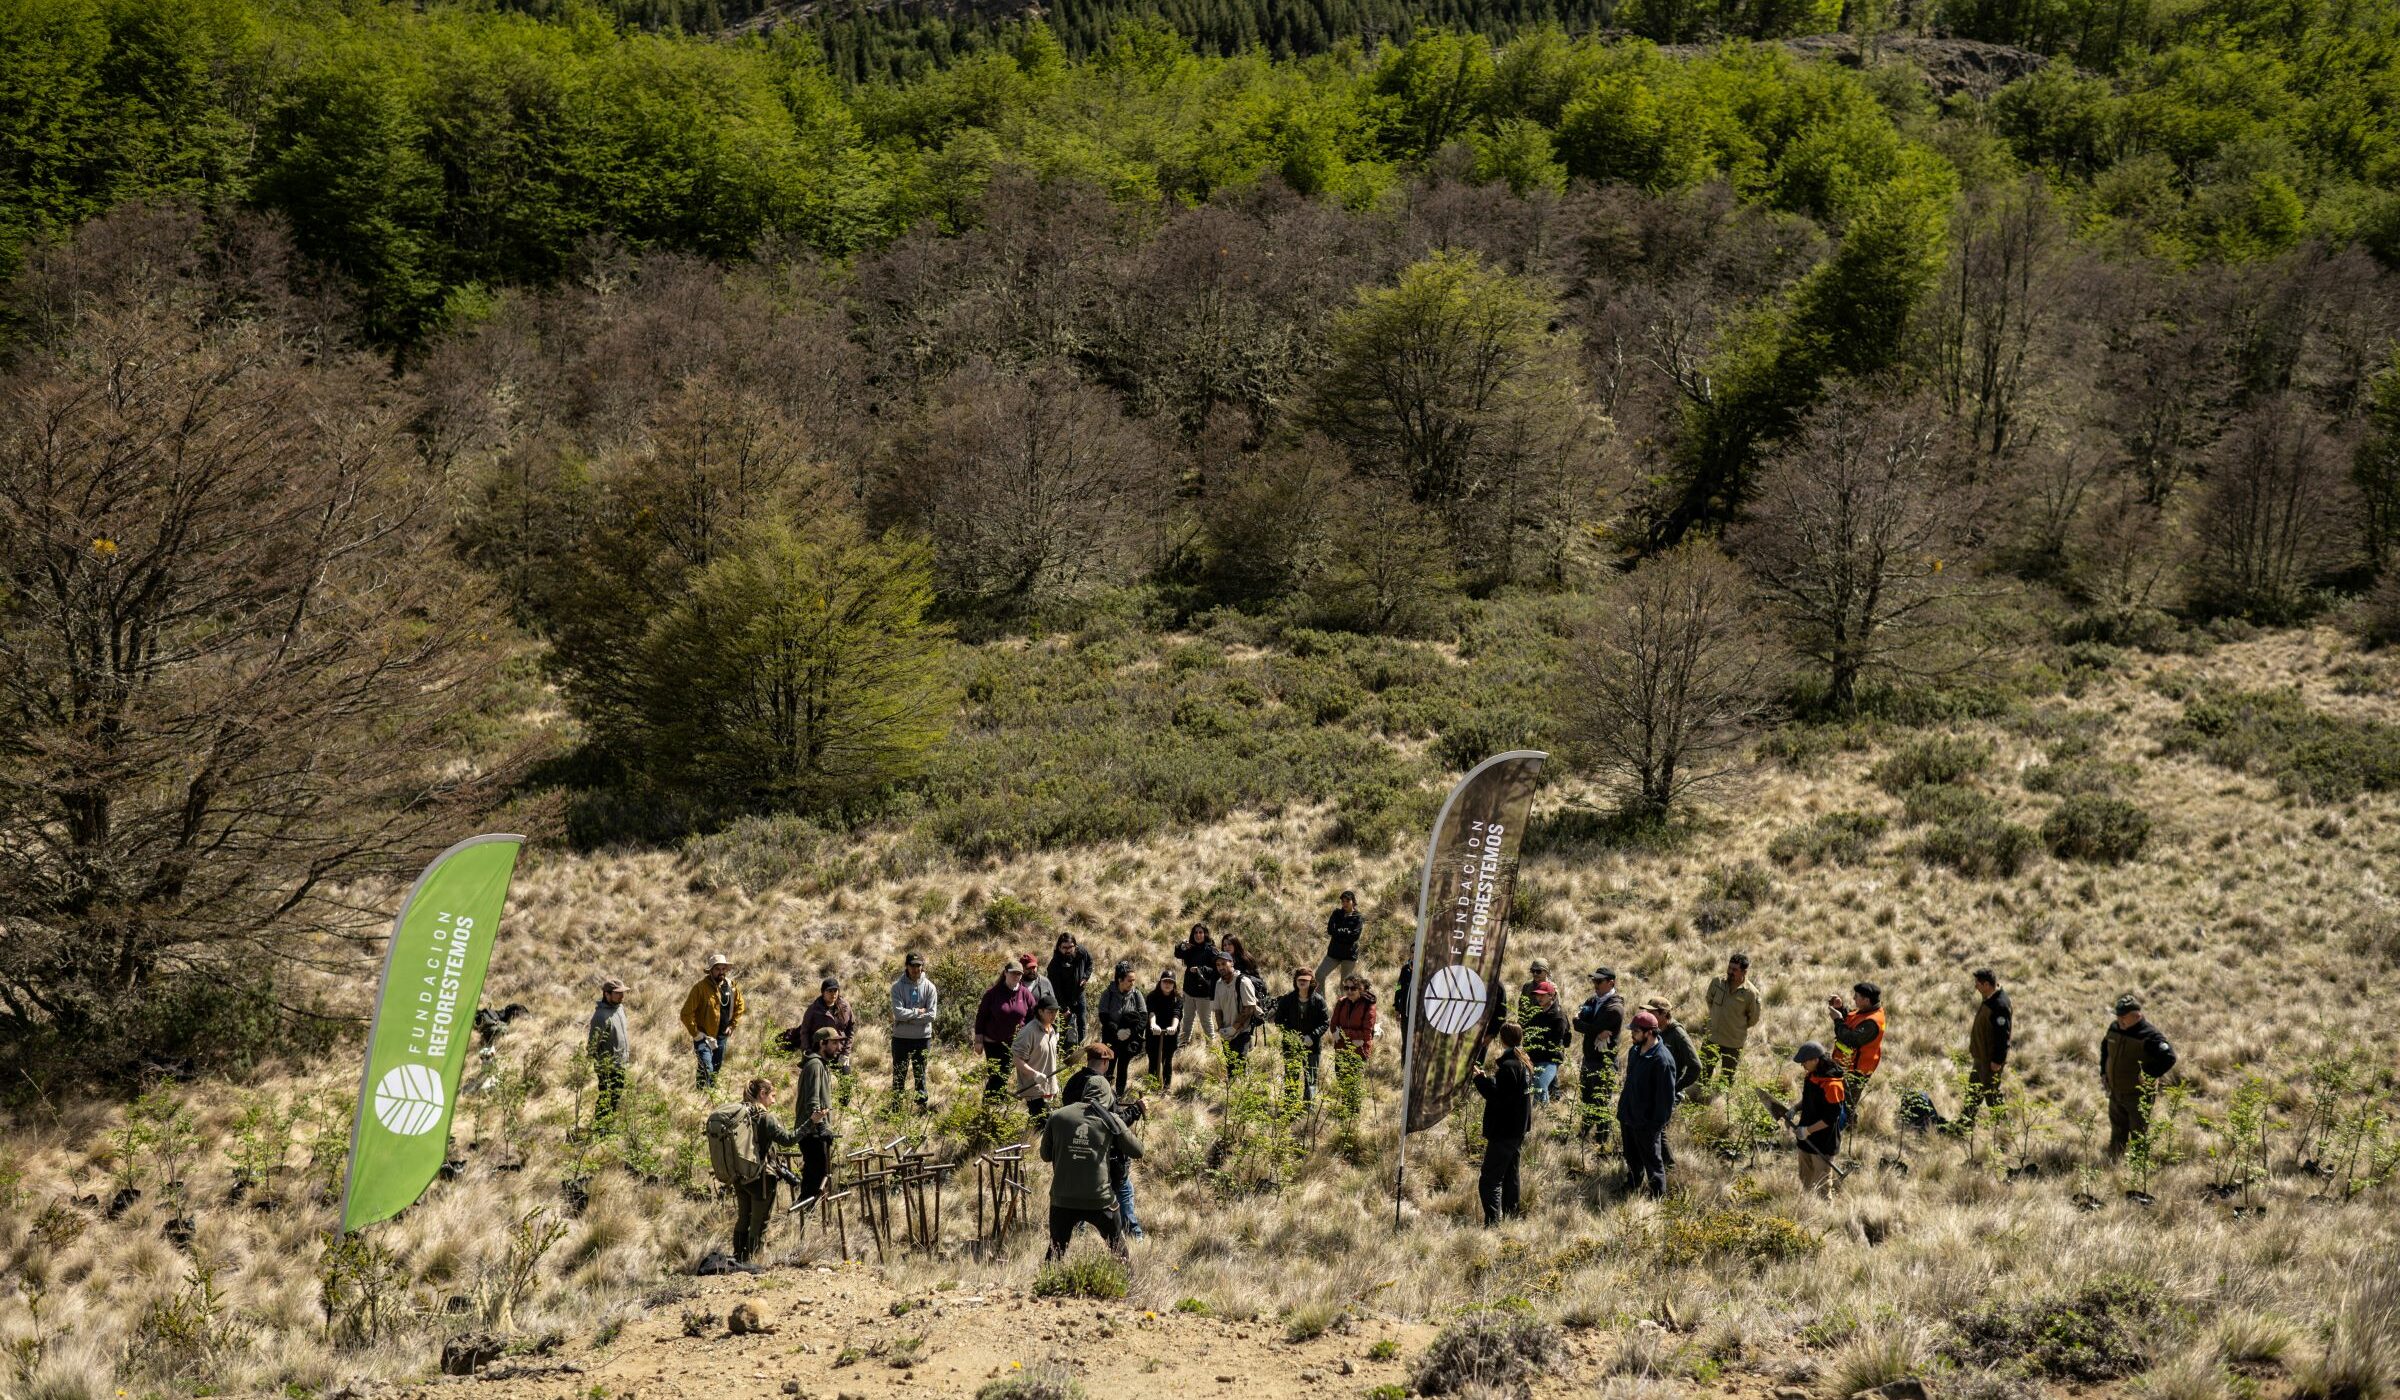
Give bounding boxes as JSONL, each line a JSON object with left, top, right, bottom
{"left": 420, "top": 1262, "right": 1477, "bottom": 1399}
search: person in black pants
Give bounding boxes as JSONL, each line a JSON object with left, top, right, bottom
{"left": 1272, "top": 968, "right": 1331, "bottom": 1104}
{"left": 1145, "top": 971, "right": 1184, "bottom": 1094}
{"left": 1095, "top": 961, "right": 1147, "bottom": 1095}
{"left": 1618, "top": 1011, "right": 1677, "bottom": 1198}
{"left": 1471, "top": 1022, "right": 1533, "bottom": 1226}
{"left": 1047, "top": 932, "right": 1094, "bottom": 1047}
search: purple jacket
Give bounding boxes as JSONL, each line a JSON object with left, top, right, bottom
{"left": 975, "top": 980, "right": 1038, "bottom": 1049}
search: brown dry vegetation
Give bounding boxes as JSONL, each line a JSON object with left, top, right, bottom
{"left": 4, "top": 629, "right": 2400, "bottom": 1400}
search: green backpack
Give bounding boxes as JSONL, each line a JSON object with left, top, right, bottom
{"left": 705, "top": 1103, "right": 766, "bottom": 1186}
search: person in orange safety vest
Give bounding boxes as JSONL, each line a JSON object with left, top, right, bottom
{"left": 1826, "top": 981, "right": 1886, "bottom": 1108}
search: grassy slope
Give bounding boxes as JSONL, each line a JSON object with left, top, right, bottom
{"left": 2, "top": 627, "right": 2398, "bottom": 1398}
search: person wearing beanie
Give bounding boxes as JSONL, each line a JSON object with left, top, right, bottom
{"left": 1041, "top": 1073, "right": 1144, "bottom": 1264}
{"left": 1471, "top": 1022, "right": 1533, "bottom": 1226}
{"left": 1959, "top": 968, "right": 2012, "bottom": 1128}
{"left": 1790, "top": 1042, "right": 1847, "bottom": 1195}
{"left": 1617, "top": 1010, "right": 1677, "bottom": 1197}
{"left": 1061, "top": 1044, "right": 1148, "bottom": 1240}
{"left": 588, "top": 977, "right": 631, "bottom": 1129}
{"left": 1096, "top": 960, "right": 1147, "bottom": 1096}
{"left": 2100, "top": 994, "right": 2177, "bottom": 1158}
{"left": 1315, "top": 889, "right": 1365, "bottom": 993}
{"left": 795, "top": 976, "right": 857, "bottom": 1101}
{"left": 1642, "top": 995, "right": 1703, "bottom": 1101}
{"left": 1573, "top": 969, "right": 1625, "bottom": 1147}
{"left": 889, "top": 953, "right": 938, "bottom": 1112}
{"left": 1700, "top": 953, "right": 1762, "bottom": 1092}
{"left": 1521, "top": 981, "right": 1570, "bottom": 1104}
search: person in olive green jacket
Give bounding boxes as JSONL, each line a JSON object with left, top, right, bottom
{"left": 1700, "top": 953, "right": 1762, "bottom": 1091}
{"left": 1960, "top": 968, "right": 2013, "bottom": 1127}
{"left": 731, "top": 1077, "right": 805, "bottom": 1265}
{"left": 794, "top": 1027, "right": 839, "bottom": 1203}
{"left": 2100, "top": 994, "right": 2176, "bottom": 1159}
{"left": 1040, "top": 1077, "right": 1144, "bottom": 1263}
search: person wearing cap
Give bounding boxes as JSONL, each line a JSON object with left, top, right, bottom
{"left": 1145, "top": 970, "right": 1185, "bottom": 1094}
{"left": 1174, "top": 923, "right": 1220, "bottom": 1043}
{"left": 2100, "top": 994, "right": 2177, "bottom": 1159}
{"left": 1789, "top": 1042, "right": 1847, "bottom": 1195}
{"left": 1617, "top": 1010, "right": 1677, "bottom": 1197}
{"left": 1315, "top": 890, "right": 1365, "bottom": 995}
{"left": 680, "top": 954, "right": 745, "bottom": 1090}
{"left": 1520, "top": 981, "right": 1569, "bottom": 1104}
{"left": 890, "top": 952, "right": 939, "bottom": 1111}
{"left": 1040, "top": 1073, "right": 1144, "bottom": 1264}
{"left": 797, "top": 977, "right": 857, "bottom": 1098}
{"left": 1643, "top": 996, "right": 1703, "bottom": 1101}
{"left": 1211, "top": 951, "right": 1263, "bottom": 1074}
{"left": 1700, "top": 953, "right": 1762, "bottom": 1092}
{"left": 1020, "top": 952, "right": 1057, "bottom": 1013}
{"left": 1013, "top": 1000, "right": 1063, "bottom": 1128}
{"left": 1097, "top": 960, "right": 1147, "bottom": 1096}
{"left": 1959, "top": 968, "right": 2012, "bottom": 1128}
{"left": 1519, "top": 958, "right": 1551, "bottom": 1003}
{"left": 1047, "top": 932, "right": 1094, "bottom": 1047}
{"left": 975, "top": 961, "right": 1039, "bottom": 1102}
{"left": 794, "top": 1027, "right": 840, "bottom": 1203}
{"left": 1828, "top": 981, "right": 1887, "bottom": 1105}
{"left": 1573, "top": 969, "right": 1624, "bottom": 1146}
{"left": 1061, "top": 1044, "right": 1147, "bottom": 1240}
{"left": 587, "top": 977, "right": 631, "bottom": 1129}
{"left": 1273, "top": 967, "right": 1332, "bottom": 1103}
{"left": 1470, "top": 1022, "right": 1533, "bottom": 1226}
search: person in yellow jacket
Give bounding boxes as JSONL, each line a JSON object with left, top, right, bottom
{"left": 681, "top": 953, "right": 747, "bottom": 1090}
{"left": 1700, "top": 952, "right": 1762, "bottom": 1092}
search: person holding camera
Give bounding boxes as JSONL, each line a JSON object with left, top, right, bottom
{"left": 1828, "top": 982, "right": 1887, "bottom": 1105}
{"left": 1062, "top": 1044, "right": 1148, "bottom": 1239}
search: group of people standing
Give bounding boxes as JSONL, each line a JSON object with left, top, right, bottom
{"left": 578, "top": 892, "right": 2181, "bottom": 1260}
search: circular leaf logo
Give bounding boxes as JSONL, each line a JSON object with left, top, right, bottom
{"left": 373, "top": 1062, "right": 448, "bottom": 1137}
{"left": 1421, "top": 964, "right": 1489, "bottom": 1036}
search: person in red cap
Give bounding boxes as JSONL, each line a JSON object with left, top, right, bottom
{"left": 1020, "top": 952, "right": 1057, "bottom": 1012}
{"left": 1617, "top": 1010, "right": 1677, "bottom": 1197}
{"left": 1520, "top": 980, "right": 1570, "bottom": 1104}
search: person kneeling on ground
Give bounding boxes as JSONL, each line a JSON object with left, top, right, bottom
{"left": 727, "top": 1077, "right": 805, "bottom": 1266}
{"left": 1790, "top": 1041, "right": 1846, "bottom": 1196}
{"left": 1062, "top": 1044, "right": 1147, "bottom": 1240}
{"left": 1041, "top": 1075, "right": 1145, "bottom": 1264}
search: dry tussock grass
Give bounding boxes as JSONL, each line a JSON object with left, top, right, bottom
{"left": 4, "top": 629, "right": 2399, "bottom": 1397}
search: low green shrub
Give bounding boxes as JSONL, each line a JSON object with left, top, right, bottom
{"left": 2042, "top": 794, "right": 2152, "bottom": 863}
{"left": 1871, "top": 736, "right": 1993, "bottom": 794}
{"left": 2160, "top": 689, "right": 2400, "bottom": 803}
{"left": 1652, "top": 1201, "right": 1820, "bottom": 1270}
{"left": 1944, "top": 1274, "right": 2175, "bottom": 1381}
{"left": 1411, "top": 1307, "right": 1566, "bottom": 1397}
{"left": 1901, "top": 782, "right": 1996, "bottom": 827}
{"left": 1916, "top": 815, "right": 2041, "bottom": 878}
{"left": 976, "top": 1364, "right": 1085, "bottom": 1400}
{"left": 1768, "top": 811, "right": 1888, "bottom": 867}
{"left": 1693, "top": 861, "right": 1775, "bottom": 932}
{"left": 1031, "top": 1253, "right": 1129, "bottom": 1300}
{"left": 2022, "top": 758, "right": 2134, "bottom": 796}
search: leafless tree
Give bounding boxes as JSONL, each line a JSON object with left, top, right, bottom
{"left": 1557, "top": 543, "right": 1783, "bottom": 818}
{"left": 2189, "top": 395, "right": 2360, "bottom": 620}
{"left": 1732, "top": 386, "right": 1986, "bottom": 709}
{"left": 2079, "top": 259, "right": 2234, "bottom": 505}
{"left": 0, "top": 208, "right": 532, "bottom": 1073}
{"left": 878, "top": 360, "right": 1168, "bottom": 614}
{"left": 1929, "top": 177, "right": 2063, "bottom": 463}
{"left": 2068, "top": 474, "right": 2188, "bottom": 616}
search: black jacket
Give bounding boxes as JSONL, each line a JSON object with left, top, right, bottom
{"left": 1175, "top": 937, "right": 1219, "bottom": 1000}
{"left": 1797, "top": 1071, "right": 1845, "bottom": 1157}
{"left": 1659, "top": 1023, "right": 1702, "bottom": 1095}
{"left": 1324, "top": 907, "right": 1363, "bottom": 961}
{"left": 1618, "top": 1038, "right": 1678, "bottom": 1133}
{"left": 1573, "top": 991, "right": 1624, "bottom": 1070}
{"left": 1473, "top": 1053, "right": 1533, "bottom": 1141}
{"left": 1522, "top": 1003, "right": 1570, "bottom": 1067}
{"left": 1971, "top": 989, "right": 2014, "bottom": 1068}
{"left": 2101, "top": 1017, "right": 2177, "bottom": 1095}
{"left": 1047, "top": 948, "right": 1094, "bottom": 1010}
{"left": 1272, "top": 990, "right": 1329, "bottom": 1046}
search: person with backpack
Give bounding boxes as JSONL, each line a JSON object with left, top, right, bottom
{"left": 1041, "top": 1074, "right": 1145, "bottom": 1264}
{"left": 1145, "top": 970, "right": 1185, "bottom": 1094}
{"left": 1314, "top": 889, "right": 1365, "bottom": 993}
{"left": 1470, "top": 1022, "right": 1533, "bottom": 1226}
{"left": 1573, "top": 969, "right": 1624, "bottom": 1147}
{"left": 709, "top": 1077, "right": 807, "bottom": 1267}
{"left": 680, "top": 954, "right": 745, "bottom": 1090}
{"left": 2101, "top": 994, "right": 2177, "bottom": 1159}
{"left": 1790, "top": 1042, "right": 1847, "bottom": 1196}
{"left": 1618, "top": 1011, "right": 1677, "bottom": 1198}
{"left": 587, "top": 977, "right": 630, "bottom": 1129}
{"left": 1013, "top": 1001, "right": 1063, "bottom": 1129}
{"left": 1521, "top": 981, "right": 1569, "bottom": 1104}
{"left": 1272, "top": 967, "right": 1331, "bottom": 1104}
{"left": 1095, "top": 961, "right": 1146, "bottom": 1096}
{"left": 1047, "top": 933, "right": 1094, "bottom": 1046}
{"left": 1061, "top": 1045, "right": 1147, "bottom": 1240}
{"left": 889, "top": 952, "right": 939, "bottom": 1112}
{"left": 1174, "top": 924, "right": 1219, "bottom": 1045}
{"left": 793, "top": 1027, "right": 840, "bottom": 1203}
{"left": 975, "top": 962, "right": 1038, "bottom": 1102}
{"left": 1210, "top": 950, "right": 1263, "bottom": 1074}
